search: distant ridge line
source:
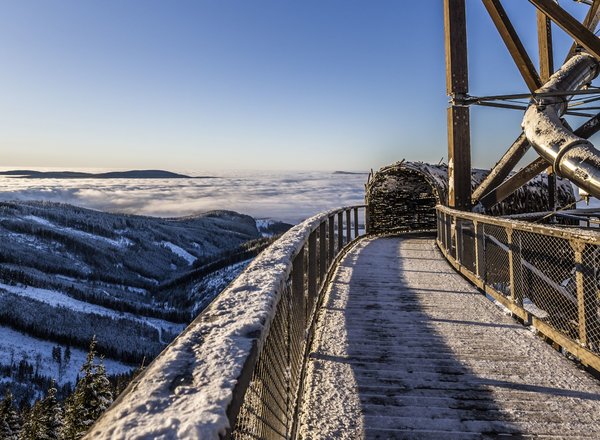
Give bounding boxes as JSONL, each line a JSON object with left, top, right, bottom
{"left": 333, "top": 170, "right": 369, "bottom": 175}
{"left": 0, "top": 169, "right": 216, "bottom": 179}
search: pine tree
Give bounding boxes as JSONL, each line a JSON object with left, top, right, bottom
{"left": 61, "top": 393, "right": 78, "bottom": 440}
{"left": 41, "top": 382, "right": 63, "bottom": 440}
{"left": 90, "top": 360, "right": 113, "bottom": 416}
{"left": 62, "top": 337, "right": 113, "bottom": 440}
{"left": 64, "top": 347, "right": 71, "bottom": 365}
{"left": 20, "top": 388, "right": 62, "bottom": 440}
{"left": 20, "top": 400, "right": 44, "bottom": 440}
{"left": 0, "top": 390, "right": 21, "bottom": 440}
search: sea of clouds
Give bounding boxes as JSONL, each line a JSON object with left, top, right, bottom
{"left": 0, "top": 170, "right": 368, "bottom": 224}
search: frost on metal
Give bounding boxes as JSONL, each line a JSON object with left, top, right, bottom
{"left": 523, "top": 52, "right": 600, "bottom": 198}
{"left": 365, "top": 161, "right": 574, "bottom": 233}
{"left": 85, "top": 208, "right": 347, "bottom": 440}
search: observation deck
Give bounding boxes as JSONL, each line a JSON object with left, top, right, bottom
{"left": 300, "top": 235, "right": 600, "bottom": 438}
{"left": 87, "top": 201, "right": 600, "bottom": 439}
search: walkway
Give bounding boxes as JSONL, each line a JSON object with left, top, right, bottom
{"left": 298, "top": 236, "right": 600, "bottom": 439}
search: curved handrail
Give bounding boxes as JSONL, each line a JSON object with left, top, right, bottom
{"left": 437, "top": 204, "right": 600, "bottom": 373}
{"left": 86, "top": 205, "right": 367, "bottom": 440}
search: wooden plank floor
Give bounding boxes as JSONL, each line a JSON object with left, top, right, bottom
{"left": 298, "top": 236, "right": 600, "bottom": 439}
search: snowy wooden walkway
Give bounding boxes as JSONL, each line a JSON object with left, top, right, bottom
{"left": 298, "top": 236, "right": 600, "bottom": 439}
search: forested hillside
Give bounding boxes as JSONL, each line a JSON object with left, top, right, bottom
{"left": 0, "top": 201, "right": 289, "bottom": 407}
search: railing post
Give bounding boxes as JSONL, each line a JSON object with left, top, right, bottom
{"left": 328, "top": 216, "right": 335, "bottom": 264}
{"left": 290, "top": 245, "right": 305, "bottom": 428}
{"left": 455, "top": 218, "right": 463, "bottom": 264}
{"left": 506, "top": 228, "right": 513, "bottom": 297}
{"left": 437, "top": 210, "right": 442, "bottom": 244}
{"left": 354, "top": 207, "right": 359, "bottom": 238}
{"left": 346, "top": 210, "right": 352, "bottom": 244}
{"left": 446, "top": 212, "right": 452, "bottom": 254}
{"left": 319, "top": 222, "right": 327, "bottom": 285}
{"left": 573, "top": 240, "right": 588, "bottom": 346}
{"left": 292, "top": 247, "right": 306, "bottom": 321}
{"left": 338, "top": 212, "right": 344, "bottom": 252}
{"left": 507, "top": 228, "right": 524, "bottom": 306}
{"left": 571, "top": 239, "right": 598, "bottom": 347}
{"left": 474, "top": 220, "right": 485, "bottom": 280}
{"left": 440, "top": 211, "right": 446, "bottom": 248}
{"left": 447, "top": 214, "right": 454, "bottom": 256}
{"left": 307, "top": 232, "right": 318, "bottom": 324}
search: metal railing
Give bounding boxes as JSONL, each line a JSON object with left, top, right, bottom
{"left": 229, "top": 205, "right": 366, "bottom": 439}
{"left": 86, "top": 205, "right": 367, "bottom": 440}
{"left": 437, "top": 205, "right": 600, "bottom": 371}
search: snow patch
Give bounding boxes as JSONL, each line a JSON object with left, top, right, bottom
{"left": 24, "top": 215, "right": 132, "bottom": 248}
{"left": 0, "top": 325, "right": 132, "bottom": 385}
{"left": 161, "top": 241, "right": 197, "bottom": 265}
{"left": 523, "top": 297, "right": 549, "bottom": 319}
{"left": 255, "top": 219, "right": 276, "bottom": 237}
{"left": 0, "top": 283, "right": 184, "bottom": 338}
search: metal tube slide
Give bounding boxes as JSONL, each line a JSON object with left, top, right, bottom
{"left": 522, "top": 53, "right": 600, "bottom": 198}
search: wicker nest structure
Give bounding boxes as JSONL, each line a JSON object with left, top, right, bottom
{"left": 365, "top": 161, "right": 575, "bottom": 233}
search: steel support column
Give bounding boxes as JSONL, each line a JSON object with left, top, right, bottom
{"left": 444, "top": 0, "right": 471, "bottom": 210}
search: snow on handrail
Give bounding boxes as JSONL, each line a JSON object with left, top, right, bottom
{"left": 86, "top": 205, "right": 366, "bottom": 440}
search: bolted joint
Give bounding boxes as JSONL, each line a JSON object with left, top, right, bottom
{"left": 449, "top": 93, "right": 470, "bottom": 106}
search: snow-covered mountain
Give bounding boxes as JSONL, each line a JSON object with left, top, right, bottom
{"left": 0, "top": 201, "right": 271, "bottom": 404}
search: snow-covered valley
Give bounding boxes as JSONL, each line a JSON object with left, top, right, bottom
{"left": 0, "top": 200, "right": 285, "bottom": 405}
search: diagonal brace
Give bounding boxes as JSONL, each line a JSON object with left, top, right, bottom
{"left": 529, "top": 0, "right": 600, "bottom": 61}
{"left": 483, "top": 0, "right": 542, "bottom": 91}
{"left": 479, "top": 112, "right": 600, "bottom": 208}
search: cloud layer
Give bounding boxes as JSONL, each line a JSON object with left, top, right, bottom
{"left": 0, "top": 171, "right": 367, "bottom": 224}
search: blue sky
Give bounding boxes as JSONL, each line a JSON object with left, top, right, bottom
{"left": 0, "top": 1, "right": 594, "bottom": 171}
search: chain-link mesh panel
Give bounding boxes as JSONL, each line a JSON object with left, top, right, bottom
{"left": 459, "top": 219, "right": 476, "bottom": 274}
{"left": 581, "top": 244, "right": 600, "bottom": 353}
{"left": 444, "top": 213, "right": 450, "bottom": 254}
{"left": 519, "top": 232, "right": 577, "bottom": 339}
{"left": 438, "top": 211, "right": 446, "bottom": 249}
{"left": 438, "top": 207, "right": 600, "bottom": 370}
{"left": 474, "top": 222, "right": 485, "bottom": 279}
{"left": 510, "top": 230, "right": 525, "bottom": 306}
{"left": 483, "top": 224, "right": 510, "bottom": 297}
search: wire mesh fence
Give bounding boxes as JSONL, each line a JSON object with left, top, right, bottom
{"left": 437, "top": 206, "right": 600, "bottom": 363}
{"left": 230, "top": 206, "right": 367, "bottom": 439}
{"left": 483, "top": 224, "right": 510, "bottom": 298}
{"left": 458, "top": 219, "right": 476, "bottom": 274}
{"left": 519, "top": 232, "right": 577, "bottom": 338}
